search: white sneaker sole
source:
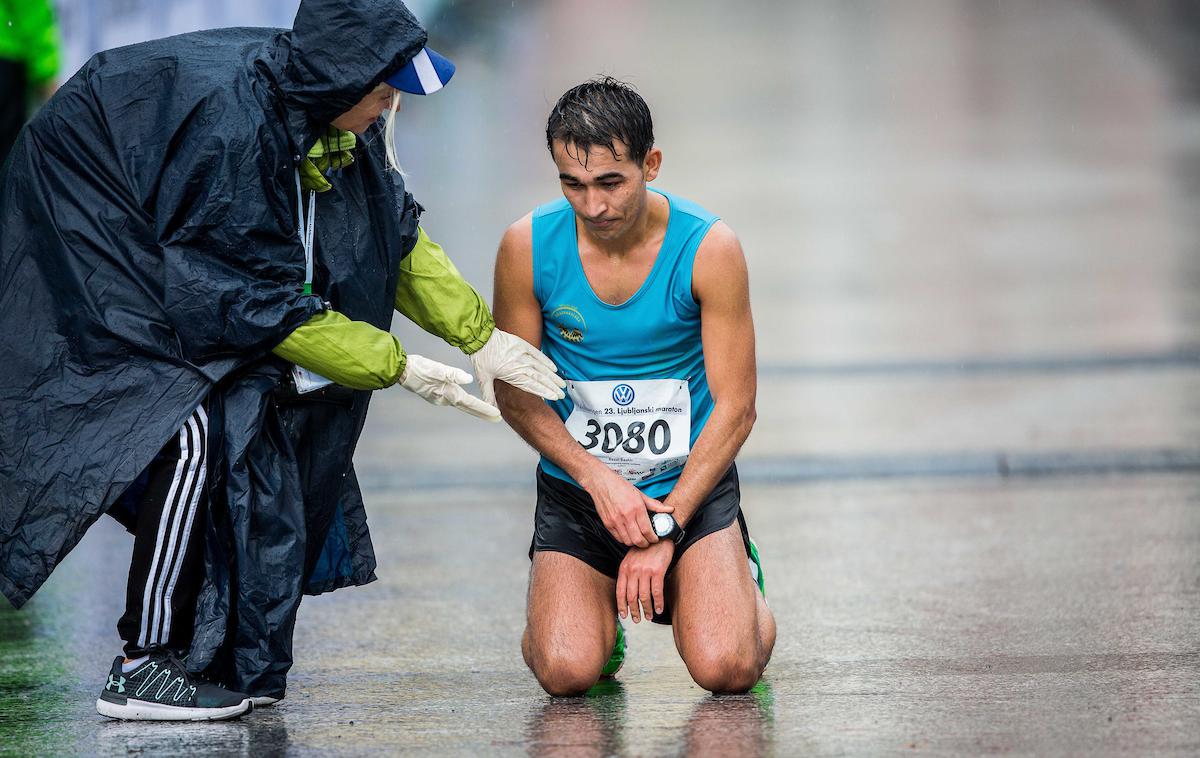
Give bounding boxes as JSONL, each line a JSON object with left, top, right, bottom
{"left": 250, "top": 696, "right": 279, "bottom": 707}
{"left": 96, "top": 696, "right": 253, "bottom": 721}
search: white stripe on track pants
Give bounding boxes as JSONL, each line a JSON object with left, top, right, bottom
{"left": 116, "top": 404, "right": 209, "bottom": 657}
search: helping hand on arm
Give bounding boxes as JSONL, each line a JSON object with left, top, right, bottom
{"left": 396, "top": 226, "right": 564, "bottom": 405}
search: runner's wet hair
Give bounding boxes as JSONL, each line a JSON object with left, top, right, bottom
{"left": 546, "top": 76, "right": 654, "bottom": 168}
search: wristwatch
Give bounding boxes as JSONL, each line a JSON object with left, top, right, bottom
{"left": 650, "top": 512, "right": 685, "bottom": 543}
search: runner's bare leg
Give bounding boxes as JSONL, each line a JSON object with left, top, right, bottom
{"left": 523, "top": 551, "right": 619, "bottom": 696}
{"left": 669, "top": 522, "right": 776, "bottom": 693}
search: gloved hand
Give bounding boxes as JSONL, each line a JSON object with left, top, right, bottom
{"left": 470, "top": 329, "right": 566, "bottom": 407}
{"left": 399, "top": 354, "right": 501, "bottom": 422}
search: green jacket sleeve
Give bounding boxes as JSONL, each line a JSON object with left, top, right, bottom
{"left": 0, "top": 0, "right": 61, "bottom": 85}
{"left": 271, "top": 310, "right": 406, "bottom": 391}
{"left": 394, "top": 226, "right": 495, "bottom": 354}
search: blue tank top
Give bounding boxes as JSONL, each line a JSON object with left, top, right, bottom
{"left": 532, "top": 188, "right": 719, "bottom": 498}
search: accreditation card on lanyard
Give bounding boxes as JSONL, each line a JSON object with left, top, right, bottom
{"left": 564, "top": 378, "right": 691, "bottom": 484}
{"left": 290, "top": 169, "right": 335, "bottom": 394}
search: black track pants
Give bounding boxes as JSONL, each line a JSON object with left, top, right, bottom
{"left": 116, "top": 405, "right": 209, "bottom": 658}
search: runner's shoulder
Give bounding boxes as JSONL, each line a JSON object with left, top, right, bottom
{"left": 499, "top": 212, "right": 535, "bottom": 259}
{"left": 693, "top": 221, "right": 747, "bottom": 302}
{"left": 662, "top": 191, "right": 718, "bottom": 226}
{"left": 660, "top": 190, "right": 735, "bottom": 254}
{"left": 695, "top": 220, "right": 744, "bottom": 267}
{"left": 501, "top": 197, "right": 573, "bottom": 260}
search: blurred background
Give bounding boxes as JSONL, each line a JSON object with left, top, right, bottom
{"left": 2, "top": 0, "right": 1199, "bottom": 755}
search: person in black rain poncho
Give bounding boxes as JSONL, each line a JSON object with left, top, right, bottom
{"left": 0, "top": 0, "right": 564, "bottom": 721}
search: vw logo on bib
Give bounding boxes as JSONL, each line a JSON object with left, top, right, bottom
{"left": 612, "top": 384, "right": 635, "bottom": 406}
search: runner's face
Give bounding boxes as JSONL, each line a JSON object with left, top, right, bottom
{"left": 552, "top": 139, "right": 662, "bottom": 241}
{"left": 331, "top": 83, "right": 397, "bottom": 134}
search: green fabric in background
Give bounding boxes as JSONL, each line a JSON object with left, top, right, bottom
{"left": 0, "top": 0, "right": 61, "bottom": 84}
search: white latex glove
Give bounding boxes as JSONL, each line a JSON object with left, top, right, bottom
{"left": 470, "top": 328, "right": 567, "bottom": 406}
{"left": 398, "top": 354, "right": 502, "bottom": 422}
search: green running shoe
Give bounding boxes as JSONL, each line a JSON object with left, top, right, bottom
{"left": 748, "top": 537, "right": 766, "bottom": 597}
{"left": 600, "top": 620, "right": 626, "bottom": 677}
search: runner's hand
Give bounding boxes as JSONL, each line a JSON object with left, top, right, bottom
{"left": 398, "top": 354, "right": 501, "bottom": 422}
{"left": 588, "top": 469, "right": 672, "bottom": 547}
{"left": 617, "top": 540, "right": 675, "bottom": 623}
{"left": 470, "top": 329, "right": 566, "bottom": 407}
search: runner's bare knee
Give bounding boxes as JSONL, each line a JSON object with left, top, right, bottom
{"left": 530, "top": 647, "right": 605, "bottom": 696}
{"left": 684, "top": 644, "right": 763, "bottom": 694}
{"left": 523, "top": 552, "right": 614, "bottom": 695}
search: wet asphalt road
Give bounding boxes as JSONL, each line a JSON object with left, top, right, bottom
{"left": 3, "top": 0, "right": 1200, "bottom": 755}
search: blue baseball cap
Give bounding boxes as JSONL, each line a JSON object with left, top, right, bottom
{"left": 385, "top": 47, "right": 455, "bottom": 95}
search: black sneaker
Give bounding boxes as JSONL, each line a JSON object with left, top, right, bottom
{"left": 96, "top": 650, "right": 253, "bottom": 721}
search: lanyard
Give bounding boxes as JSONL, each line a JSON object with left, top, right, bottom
{"left": 294, "top": 169, "right": 316, "bottom": 296}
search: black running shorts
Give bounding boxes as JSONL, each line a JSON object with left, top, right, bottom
{"left": 529, "top": 463, "right": 750, "bottom": 625}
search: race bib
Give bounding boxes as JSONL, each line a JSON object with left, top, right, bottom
{"left": 564, "top": 378, "right": 691, "bottom": 483}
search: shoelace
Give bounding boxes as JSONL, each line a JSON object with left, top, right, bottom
{"left": 142, "top": 647, "right": 194, "bottom": 684}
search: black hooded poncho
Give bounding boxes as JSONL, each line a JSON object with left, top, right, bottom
{"left": 0, "top": 0, "right": 429, "bottom": 697}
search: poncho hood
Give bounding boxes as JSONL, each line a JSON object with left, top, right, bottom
{"left": 276, "top": 0, "right": 428, "bottom": 144}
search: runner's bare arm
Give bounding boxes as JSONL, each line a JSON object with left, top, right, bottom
{"left": 492, "top": 216, "right": 671, "bottom": 548}
{"left": 661, "top": 221, "right": 757, "bottom": 526}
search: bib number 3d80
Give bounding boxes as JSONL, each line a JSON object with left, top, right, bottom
{"left": 579, "top": 418, "right": 672, "bottom": 455}
{"left": 565, "top": 379, "right": 690, "bottom": 483}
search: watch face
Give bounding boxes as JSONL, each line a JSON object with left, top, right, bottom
{"left": 652, "top": 513, "right": 674, "bottom": 537}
